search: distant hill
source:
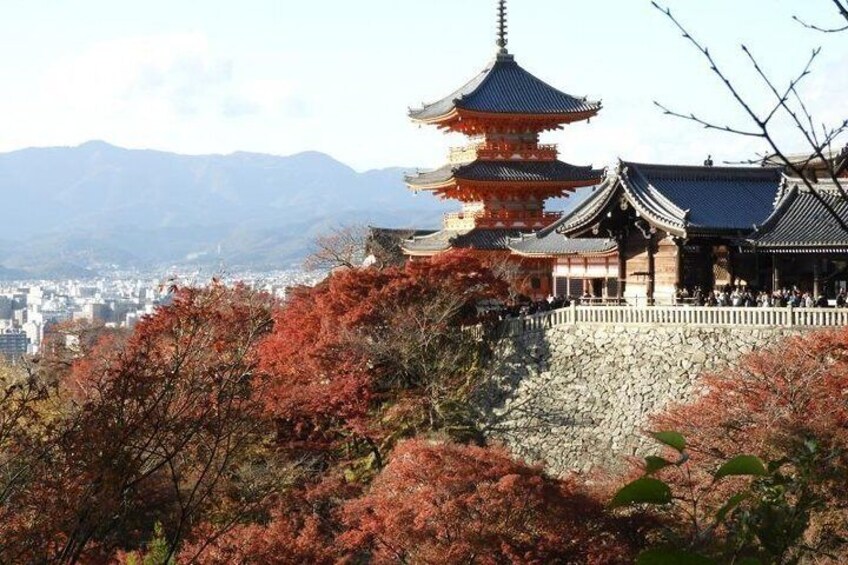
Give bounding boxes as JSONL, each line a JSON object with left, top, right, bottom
{"left": 0, "top": 141, "right": 452, "bottom": 274}
{"left": 0, "top": 265, "right": 27, "bottom": 281}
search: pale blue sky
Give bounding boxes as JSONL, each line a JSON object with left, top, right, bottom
{"left": 0, "top": 0, "right": 845, "bottom": 171}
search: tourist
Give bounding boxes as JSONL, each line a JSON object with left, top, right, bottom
{"left": 731, "top": 288, "right": 743, "bottom": 307}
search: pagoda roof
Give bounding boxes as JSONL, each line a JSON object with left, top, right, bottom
{"left": 554, "top": 161, "right": 785, "bottom": 238}
{"left": 401, "top": 227, "right": 525, "bottom": 255}
{"left": 749, "top": 180, "right": 848, "bottom": 251}
{"left": 409, "top": 53, "right": 601, "bottom": 124}
{"left": 406, "top": 159, "right": 602, "bottom": 190}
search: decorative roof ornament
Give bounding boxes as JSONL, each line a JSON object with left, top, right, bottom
{"left": 496, "top": 0, "right": 508, "bottom": 54}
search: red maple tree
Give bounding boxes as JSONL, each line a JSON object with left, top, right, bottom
{"left": 259, "top": 250, "right": 507, "bottom": 463}
{"left": 341, "top": 439, "right": 641, "bottom": 564}
{"left": 0, "top": 283, "right": 277, "bottom": 563}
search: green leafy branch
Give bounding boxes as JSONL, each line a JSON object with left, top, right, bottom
{"left": 611, "top": 431, "right": 825, "bottom": 565}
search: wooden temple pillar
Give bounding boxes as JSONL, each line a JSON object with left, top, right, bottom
{"left": 616, "top": 235, "right": 626, "bottom": 300}
{"left": 813, "top": 259, "right": 822, "bottom": 297}
{"left": 727, "top": 246, "right": 736, "bottom": 287}
{"left": 771, "top": 255, "right": 780, "bottom": 291}
{"left": 647, "top": 236, "right": 655, "bottom": 304}
{"left": 674, "top": 237, "right": 685, "bottom": 292}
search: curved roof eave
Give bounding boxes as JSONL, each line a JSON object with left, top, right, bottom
{"left": 555, "top": 164, "right": 684, "bottom": 238}
{"left": 409, "top": 61, "right": 493, "bottom": 122}
{"left": 404, "top": 179, "right": 455, "bottom": 192}
{"left": 553, "top": 175, "right": 621, "bottom": 235}
{"left": 617, "top": 163, "right": 688, "bottom": 236}
{"left": 401, "top": 247, "right": 447, "bottom": 257}
{"left": 400, "top": 229, "right": 460, "bottom": 255}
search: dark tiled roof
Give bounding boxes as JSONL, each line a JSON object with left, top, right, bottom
{"left": 368, "top": 226, "right": 436, "bottom": 241}
{"left": 406, "top": 160, "right": 602, "bottom": 187}
{"left": 367, "top": 226, "right": 437, "bottom": 255}
{"left": 509, "top": 233, "right": 617, "bottom": 256}
{"left": 401, "top": 230, "right": 456, "bottom": 253}
{"left": 409, "top": 53, "right": 601, "bottom": 121}
{"left": 751, "top": 182, "right": 848, "bottom": 249}
{"left": 621, "top": 162, "right": 783, "bottom": 234}
{"left": 402, "top": 228, "right": 525, "bottom": 254}
{"left": 550, "top": 178, "right": 620, "bottom": 235}
{"left": 554, "top": 161, "right": 784, "bottom": 237}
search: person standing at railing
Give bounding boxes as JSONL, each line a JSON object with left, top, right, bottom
{"left": 674, "top": 285, "right": 690, "bottom": 305}
{"left": 743, "top": 290, "right": 756, "bottom": 307}
{"left": 731, "top": 289, "right": 743, "bottom": 307}
{"left": 837, "top": 291, "right": 847, "bottom": 309}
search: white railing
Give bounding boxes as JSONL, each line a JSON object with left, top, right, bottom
{"left": 498, "top": 305, "right": 848, "bottom": 337}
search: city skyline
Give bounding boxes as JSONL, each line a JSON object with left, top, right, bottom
{"left": 0, "top": 267, "right": 322, "bottom": 359}
{"left": 0, "top": 0, "right": 845, "bottom": 171}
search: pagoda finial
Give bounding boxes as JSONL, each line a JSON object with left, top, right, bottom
{"left": 496, "top": 0, "right": 508, "bottom": 54}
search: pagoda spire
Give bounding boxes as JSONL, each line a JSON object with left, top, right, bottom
{"left": 496, "top": 0, "right": 508, "bottom": 54}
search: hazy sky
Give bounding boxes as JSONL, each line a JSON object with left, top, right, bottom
{"left": 0, "top": 0, "right": 845, "bottom": 171}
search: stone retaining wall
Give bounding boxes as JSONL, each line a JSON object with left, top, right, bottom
{"left": 479, "top": 325, "right": 805, "bottom": 476}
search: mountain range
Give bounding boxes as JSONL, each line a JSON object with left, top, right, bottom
{"left": 0, "top": 141, "right": 453, "bottom": 277}
{"left": 0, "top": 141, "right": 596, "bottom": 279}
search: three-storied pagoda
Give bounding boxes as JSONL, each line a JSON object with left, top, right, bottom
{"left": 402, "top": 0, "right": 601, "bottom": 296}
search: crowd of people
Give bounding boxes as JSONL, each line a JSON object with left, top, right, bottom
{"left": 491, "top": 285, "right": 848, "bottom": 320}
{"left": 494, "top": 295, "right": 571, "bottom": 319}
{"left": 675, "top": 285, "right": 848, "bottom": 308}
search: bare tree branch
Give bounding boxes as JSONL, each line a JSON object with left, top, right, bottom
{"left": 794, "top": 0, "right": 848, "bottom": 32}
{"left": 651, "top": 1, "right": 848, "bottom": 233}
{"left": 653, "top": 102, "right": 764, "bottom": 138}
{"left": 304, "top": 224, "right": 369, "bottom": 272}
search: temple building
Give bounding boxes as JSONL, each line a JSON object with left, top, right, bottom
{"left": 402, "top": 0, "right": 601, "bottom": 296}
{"left": 398, "top": 0, "right": 848, "bottom": 303}
{"left": 509, "top": 152, "right": 848, "bottom": 304}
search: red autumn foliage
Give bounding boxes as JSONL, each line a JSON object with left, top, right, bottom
{"left": 0, "top": 283, "right": 276, "bottom": 563}
{"left": 657, "top": 329, "right": 848, "bottom": 454}
{"left": 644, "top": 328, "right": 848, "bottom": 557}
{"left": 259, "top": 251, "right": 507, "bottom": 453}
{"left": 341, "top": 439, "right": 641, "bottom": 564}
{"left": 180, "top": 475, "right": 361, "bottom": 565}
